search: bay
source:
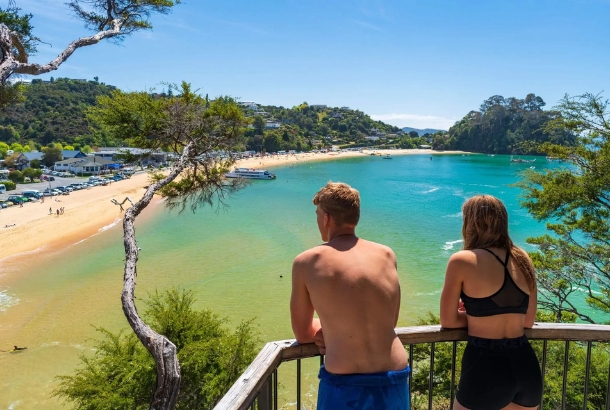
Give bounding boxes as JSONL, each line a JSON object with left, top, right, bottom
{"left": 0, "top": 153, "right": 568, "bottom": 408}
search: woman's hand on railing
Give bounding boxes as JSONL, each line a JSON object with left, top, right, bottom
{"left": 314, "top": 328, "right": 326, "bottom": 355}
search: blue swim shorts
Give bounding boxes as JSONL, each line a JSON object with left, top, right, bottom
{"left": 317, "top": 364, "right": 410, "bottom": 410}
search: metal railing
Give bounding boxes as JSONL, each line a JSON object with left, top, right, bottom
{"left": 214, "top": 323, "right": 610, "bottom": 410}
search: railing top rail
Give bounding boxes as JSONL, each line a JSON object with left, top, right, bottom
{"left": 214, "top": 323, "right": 610, "bottom": 410}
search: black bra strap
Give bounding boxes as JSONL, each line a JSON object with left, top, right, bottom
{"left": 480, "top": 248, "right": 508, "bottom": 267}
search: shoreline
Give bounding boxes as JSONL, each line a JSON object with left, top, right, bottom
{"left": 0, "top": 149, "right": 468, "bottom": 262}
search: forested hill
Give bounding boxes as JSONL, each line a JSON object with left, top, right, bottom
{"left": 241, "top": 103, "right": 402, "bottom": 152}
{"left": 436, "top": 94, "right": 576, "bottom": 154}
{"left": 0, "top": 78, "right": 117, "bottom": 148}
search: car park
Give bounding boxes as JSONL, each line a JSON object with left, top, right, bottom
{"left": 0, "top": 200, "right": 11, "bottom": 208}
{"left": 7, "top": 195, "right": 28, "bottom": 204}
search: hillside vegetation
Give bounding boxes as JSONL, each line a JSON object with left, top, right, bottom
{"left": 0, "top": 78, "right": 117, "bottom": 150}
{"left": 0, "top": 81, "right": 574, "bottom": 156}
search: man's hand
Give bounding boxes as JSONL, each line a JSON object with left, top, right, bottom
{"left": 314, "top": 328, "right": 326, "bottom": 355}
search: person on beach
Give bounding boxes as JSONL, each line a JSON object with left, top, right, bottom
{"left": 440, "top": 195, "right": 541, "bottom": 410}
{"left": 49, "top": 207, "right": 52, "bottom": 215}
{"left": 291, "top": 182, "right": 409, "bottom": 410}
{"left": 56, "top": 209, "right": 60, "bottom": 216}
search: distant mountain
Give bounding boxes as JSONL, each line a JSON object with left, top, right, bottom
{"left": 401, "top": 127, "right": 445, "bottom": 136}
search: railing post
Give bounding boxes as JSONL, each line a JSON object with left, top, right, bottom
{"left": 256, "top": 377, "right": 272, "bottom": 410}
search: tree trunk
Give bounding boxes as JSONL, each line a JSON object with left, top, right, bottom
{"left": 119, "top": 144, "right": 194, "bottom": 409}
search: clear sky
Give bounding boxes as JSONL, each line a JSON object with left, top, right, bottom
{"left": 13, "top": 0, "right": 610, "bottom": 130}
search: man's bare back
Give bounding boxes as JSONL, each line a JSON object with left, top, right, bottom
{"left": 291, "top": 233, "right": 407, "bottom": 374}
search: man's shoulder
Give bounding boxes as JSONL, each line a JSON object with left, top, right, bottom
{"left": 358, "top": 239, "right": 396, "bottom": 258}
{"left": 293, "top": 245, "right": 327, "bottom": 265}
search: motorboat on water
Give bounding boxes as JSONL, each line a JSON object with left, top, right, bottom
{"left": 225, "top": 168, "right": 276, "bottom": 180}
{"left": 383, "top": 154, "right": 392, "bottom": 159}
{"left": 510, "top": 156, "right": 536, "bottom": 163}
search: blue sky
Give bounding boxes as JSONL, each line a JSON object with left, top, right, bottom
{"left": 13, "top": 0, "right": 610, "bottom": 129}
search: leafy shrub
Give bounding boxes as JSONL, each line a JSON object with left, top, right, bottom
{"left": 8, "top": 170, "right": 23, "bottom": 183}
{"left": 54, "top": 288, "right": 259, "bottom": 410}
{"left": 2, "top": 180, "right": 16, "bottom": 190}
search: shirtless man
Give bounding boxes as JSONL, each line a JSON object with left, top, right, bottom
{"left": 291, "top": 182, "right": 409, "bottom": 410}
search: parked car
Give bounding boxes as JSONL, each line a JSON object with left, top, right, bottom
{"left": 7, "top": 195, "right": 27, "bottom": 204}
{"left": 0, "top": 200, "right": 10, "bottom": 208}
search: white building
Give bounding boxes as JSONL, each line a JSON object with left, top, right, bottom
{"left": 265, "top": 120, "right": 281, "bottom": 129}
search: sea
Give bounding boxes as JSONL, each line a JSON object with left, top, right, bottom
{"left": 0, "top": 153, "right": 578, "bottom": 408}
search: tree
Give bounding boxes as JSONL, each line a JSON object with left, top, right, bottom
{"left": 252, "top": 115, "right": 265, "bottom": 135}
{"left": 0, "top": 140, "right": 8, "bottom": 156}
{"left": 516, "top": 93, "right": 610, "bottom": 323}
{"left": 89, "top": 82, "right": 249, "bottom": 409}
{"left": 54, "top": 288, "right": 259, "bottom": 410}
{"left": 9, "top": 141, "right": 23, "bottom": 152}
{"left": 29, "top": 158, "right": 40, "bottom": 168}
{"left": 0, "top": 1, "right": 181, "bottom": 107}
{"left": 3, "top": 151, "right": 18, "bottom": 167}
{"left": 7, "top": 169, "right": 22, "bottom": 183}
{"left": 81, "top": 144, "right": 93, "bottom": 154}
{"left": 63, "top": 145, "right": 75, "bottom": 150}
{"left": 41, "top": 145, "right": 62, "bottom": 167}
{"left": 22, "top": 166, "right": 41, "bottom": 180}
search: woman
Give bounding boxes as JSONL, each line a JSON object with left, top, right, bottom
{"left": 440, "top": 195, "right": 542, "bottom": 410}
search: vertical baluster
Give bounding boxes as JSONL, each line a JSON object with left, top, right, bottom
{"left": 450, "top": 341, "right": 457, "bottom": 410}
{"left": 273, "top": 368, "right": 278, "bottom": 410}
{"left": 562, "top": 341, "right": 570, "bottom": 410}
{"left": 540, "top": 340, "right": 547, "bottom": 410}
{"left": 428, "top": 342, "right": 435, "bottom": 410}
{"left": 297, "top": 359, "right": 302, "bottom": 410}
{"left": 409, "top": 344, "right": 414, "bottom": 410}
{"left": 583, "top": 341, "right": 592, "bottom": 410}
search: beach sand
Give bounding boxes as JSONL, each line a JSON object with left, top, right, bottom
{"left": 0, "top": 149, "right": 465, "bottom": 260}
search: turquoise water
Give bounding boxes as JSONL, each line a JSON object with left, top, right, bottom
{"left": 0, "top": 153, "right": 570, "bottom": 408}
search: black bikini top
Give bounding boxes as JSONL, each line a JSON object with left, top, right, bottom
{"left": 460, "top": 248, "right": 529, "bottom": 317}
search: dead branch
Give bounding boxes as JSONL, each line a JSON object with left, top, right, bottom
{"left": 110, "top": 196, "right": 134, "bottom": 212}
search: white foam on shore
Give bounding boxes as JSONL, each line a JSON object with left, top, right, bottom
{"left": 0, "top": 289, "right": 19, "bottom": 312}
{"left": 443, "top": 239, "right": 463, "bottom": 250}
{"left": 99, "top": 217, "right": 122, "bottom": 233}
{"left": 8, "top": 400, "right": 21, "bottom": 409}
{"left": 442, "top": 212, "right": 462, "bottom": 218}
{"left": 70, "top": 217, "right": 122, "bottom": 247}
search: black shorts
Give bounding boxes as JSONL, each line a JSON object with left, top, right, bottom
{"left": 456, "top": 335, "right": 542, "bottom": 410}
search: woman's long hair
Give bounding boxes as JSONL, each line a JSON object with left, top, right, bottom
{"left": 462, "top": 195, "right": 536, "bottom": 291}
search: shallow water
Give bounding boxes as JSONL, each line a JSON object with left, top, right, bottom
{"left": 0, "top": 154, "right": 581, "bottom": 408}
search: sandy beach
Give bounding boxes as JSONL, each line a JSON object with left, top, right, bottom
{"left": 0, "top": 149, "right": 465, "bottom": 261}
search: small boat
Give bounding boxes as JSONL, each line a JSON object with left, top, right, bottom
{"left": 383, "top": 155, "right": 392, "bottom": 159}
{"left": 510, "top": 156, "right": 536, "bottom": 164}
{"left": 225, "top": 168, "right": 276, "bottom": 180}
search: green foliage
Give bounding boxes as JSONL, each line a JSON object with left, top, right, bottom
{"left": 0, "top": 79, "right": 117, "bottom": 147}
{"left": 22, "top": 167, "right": 42, "bottom": 179}
{"left": 29, "top": 158, "right": 41, "bottom": 168}
{"left": 92, "top": 82, "right": 249, "bottom": 212}
{"left": 2, "top": 180, "right": 16, "bottom": 190}
{"left": 411, "top": 313, "right": 610, "bottom": 410}
{"left": 242, "top": 104, "right": 400, "bottom": 152}
{"left": 446, "top": 94, "right": 576, "bottom": 154}
{"left": 0, "top": 141, "right": 8, "bottom": 157}
{"left": 0, "top": 5, "right": 40, "bottom": 56}
{"left": 54, "top": 289, "right": 259, "bottom": 410}
{"left": 515, "top": 93, "right": 610, "bottom": 323}
{"left": 41, "top": 145, "right": 62, "bottom": 167}
{"left": 67, "top": 0, "right": 181, "bottom": 36}
{"left": 7, "top": 169, "right": 23, "bottom": 183}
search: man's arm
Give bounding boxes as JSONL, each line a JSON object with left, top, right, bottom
{"left": 290, "top": 253, "right": 321, "bottom": 344}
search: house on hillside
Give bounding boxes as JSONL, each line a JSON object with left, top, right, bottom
{"left": 310, "top": 104, "right": 327, "bottom": 109}
{"left": 15, "top": 151, "right": 44, "bottom": 170}
{"left": 54, "top": 157, "right": 118, "bottom": 175}
{"left": 265, "top": 120, "right": 281, "bottom": 129}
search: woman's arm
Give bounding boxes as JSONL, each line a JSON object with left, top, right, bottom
{"left": 524, "top": 283, "right": 537, "bottom": 328}
{"left": 440, "top": 252, "right": 469, "bottom": 329}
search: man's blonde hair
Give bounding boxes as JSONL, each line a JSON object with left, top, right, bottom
{"left": 312, "top": 182, "right": 360, "bottom": 226}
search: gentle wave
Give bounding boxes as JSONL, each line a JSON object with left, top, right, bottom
{"left": 415, "top": 290, "right": 441, "bottom": 296}
{"left": 0, "top": 289, "right": 19, "bottom": 312}
{"left": 70, "top": 217, "right": 122, "bottom": 247}
{"left": 442, "top": 239, "right": 463, "bottom": 250}
{"left": 8, "top": 401, "right": 21, "bottom": 410}
{"left": 422, "top": 187, "right": 440, "bottom": 194}
{"left": 442, "top": 212, "right": 462, "bottom": 218}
